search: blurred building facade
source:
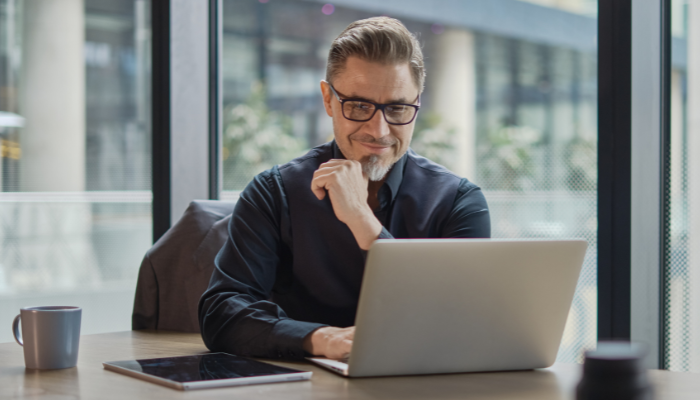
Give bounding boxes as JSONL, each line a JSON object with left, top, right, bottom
{"left": 0, "top": 0, "right": 152, "bottom": 341}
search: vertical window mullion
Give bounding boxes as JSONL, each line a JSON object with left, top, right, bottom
{"left": 598, "top": 0, "right": 633, "bottom": 342}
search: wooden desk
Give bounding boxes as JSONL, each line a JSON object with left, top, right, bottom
{"left": 1, "top": 330, "right": 698, "bottom": 399}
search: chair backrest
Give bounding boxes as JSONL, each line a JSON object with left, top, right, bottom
{"left": 132, "top": 200, "right": 236, "bottom": 332}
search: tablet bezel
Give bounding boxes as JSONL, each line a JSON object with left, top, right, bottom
{"left": 103, "top": 353, "right": 312, "bottom": 391}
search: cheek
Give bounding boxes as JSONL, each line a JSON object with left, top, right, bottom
{"left": 392, "top": 127, "right": 413, "bottom": 148}
{"left": 332, "top": 117, "right": 361, "bottom": 154}
{"left": 336, "top": 118, "right": 360, "bottom": 140}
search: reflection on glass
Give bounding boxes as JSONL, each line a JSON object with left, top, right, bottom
{"left": 666, "top": 0, "right": 699, "bottom": 373}
{"left": 0, "top": 0, "right": 152, "bottom": 341}
{"left": 221, "top": 0, "right": 598, "bottom": 363}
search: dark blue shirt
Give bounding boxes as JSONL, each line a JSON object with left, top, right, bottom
{"left": 198, "top": 141, "right": 491, "bottom": 360}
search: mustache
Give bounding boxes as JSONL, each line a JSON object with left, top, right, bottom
{"left": 348, "top": 133, "right": 397, "bottom": 147}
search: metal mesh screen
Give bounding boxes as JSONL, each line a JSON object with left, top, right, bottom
{"left": 484, "top": 191, "right": 597, "bottom": 363}
{"left": 665, "top": 0, "right": 698, "bottom": 371}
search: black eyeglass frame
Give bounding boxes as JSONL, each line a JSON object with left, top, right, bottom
{"left": 326, "top": 81, "right": 421, "bottom": 126}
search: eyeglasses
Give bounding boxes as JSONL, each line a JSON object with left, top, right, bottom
{"left": 327, "top": 82, "right": 420, "bottom": 126}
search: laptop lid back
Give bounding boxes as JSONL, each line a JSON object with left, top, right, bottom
{"left": 348, "top": 239, "right": 587, "bottom": 377}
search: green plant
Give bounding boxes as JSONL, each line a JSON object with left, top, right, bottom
{"left": 410, "top": 111, "right": 458, "bottom": 172}
{"left": 477, "top": 125, "right": 540, "bottom": 190}
{"left": 222, "top": 82, "right": 307, "bottom": 190}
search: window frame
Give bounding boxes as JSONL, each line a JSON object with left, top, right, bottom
{"left": 598, "top": 0, "right": 672, "bottom": 369}
{"left": 152, "top": 0, "right": 217, "bottom": 242}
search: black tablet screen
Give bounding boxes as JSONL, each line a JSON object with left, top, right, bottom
{"left": 109, "top": 353, "right": 304, "bottom": 383}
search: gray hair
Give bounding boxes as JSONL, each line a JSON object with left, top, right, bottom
{"left": 326, "top": 17, "right": 426, "bottom": 93}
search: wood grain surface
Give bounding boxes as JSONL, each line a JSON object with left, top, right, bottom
{"left": 1, "top": 330, "right": 698, "bottom": 399}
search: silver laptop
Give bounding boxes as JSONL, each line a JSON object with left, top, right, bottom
{"left": 308, "top": 238, "right": 587, "bottom": 377}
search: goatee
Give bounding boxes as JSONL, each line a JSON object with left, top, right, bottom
{"left": 362, "top": 154, "right": 392, "bottom": 181}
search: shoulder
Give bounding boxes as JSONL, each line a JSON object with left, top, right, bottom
{"left": 405, "top": 148, "right": 463, "bottom": 184}
{"left": 405, "top": 149, "right": 487, "bottom": 207}
{"left": 237, "top": 167, "right": 283, "bottom": 213}
{"left": 239, "top": 142, "right": 334, "bottom": 210}
{"left": 242, "top": 142, "right": 333, "bottom": 197}
{"left": 455, "top": 178, "right": 488, "bottom": 209}
{"left": 456, "top": 178, "right": 485, "bottom": 198}
{"left": 406, "top": 149, "right": 460, "bottom": 178}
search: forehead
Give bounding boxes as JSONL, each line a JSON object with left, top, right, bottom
{"left": 333, "top": 56, "right": 418, "bottom": 102}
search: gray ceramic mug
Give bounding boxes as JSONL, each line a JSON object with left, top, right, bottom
{"left": 12, "top": 306, "right": 82, "bottom": 369}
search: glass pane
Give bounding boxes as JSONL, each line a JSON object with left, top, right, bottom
{"left": 665, "top": 0, "right": 699, "bottom": 372}
{"left": 0, "top": 0, "right": 151, "bottom": 341}
{"left": 221, "top": 0, "right": 597, "bottom": 362}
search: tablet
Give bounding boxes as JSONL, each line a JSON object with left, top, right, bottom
{"left": 103, "top": 353, "right": 312, "bottom": 390}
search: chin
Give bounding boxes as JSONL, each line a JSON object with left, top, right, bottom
{"left": 361, "top": 152, "right": 402, "bottom": 182}
{"left": 362, "top": 156, "right": 389, "bottom": 181}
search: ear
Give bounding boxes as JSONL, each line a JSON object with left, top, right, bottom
{"left": 320, "top": 80, "right": 334, "bottom": 117}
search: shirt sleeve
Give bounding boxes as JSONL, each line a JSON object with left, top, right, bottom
{"left": 441, "top": 179, "right": 491, "bottom": 238}
{"left": 198, "top": 168, "right": 326, "bottom": 360}
{"left": 378, "top": 226, "right": 394, "bottom": 239}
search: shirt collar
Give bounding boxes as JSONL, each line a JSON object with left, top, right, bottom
{"left": 332, "top": 140, "right": 406, "bottom": 203}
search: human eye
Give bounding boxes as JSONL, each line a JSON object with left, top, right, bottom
{"left": 345, "top": 101, "right": 374, "bottom": 119}
{"left": 385, "top": 104, "right": 408, "bottom": 116}
{"left": 351, "top": 101, "right": 372, "bottom": 111}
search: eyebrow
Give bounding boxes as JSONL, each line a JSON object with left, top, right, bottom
{"left": 343, "top": 93, "right": 414, "bottom": 105}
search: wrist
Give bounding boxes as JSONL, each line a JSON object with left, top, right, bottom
{"left": 303, "top": 327, "right": 329, "bottom": 356}
{"left": 345, "top": 208, "right": 382, "bottom": 250}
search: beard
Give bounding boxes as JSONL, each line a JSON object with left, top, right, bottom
{"left": 338, "top": 130, "right": 406, "bottom": 181}
{"left": 361, "top": 154, "right": 392, "bottom": 182}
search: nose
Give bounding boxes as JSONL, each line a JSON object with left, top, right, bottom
{"left": 364, "top": 108, "right": 391, "bottom": 139}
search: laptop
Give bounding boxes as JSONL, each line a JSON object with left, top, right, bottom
{"left": 308, "top": 238, "right": 587, "bottom": 377}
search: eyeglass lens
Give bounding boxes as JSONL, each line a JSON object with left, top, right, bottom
{"left": 343, "top": 101, "right": 416, "bottom": 124}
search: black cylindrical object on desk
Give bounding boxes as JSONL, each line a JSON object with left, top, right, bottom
{"left": 576, "top": 342, "right": 654, "bottom": 400}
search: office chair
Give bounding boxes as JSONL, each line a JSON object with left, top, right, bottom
{"left": 132, "top": 200, "right": 235, "bottom": 333}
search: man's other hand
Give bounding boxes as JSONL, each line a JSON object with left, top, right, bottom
{"left": 310, "top": 159, "right": 382, "bottom": 250}
{"left": 303, "top": 326, "right": 355, "bottom": 360}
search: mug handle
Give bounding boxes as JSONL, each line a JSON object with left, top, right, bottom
{"left": 12, "top": 314, "right": 23, "bottom": 346}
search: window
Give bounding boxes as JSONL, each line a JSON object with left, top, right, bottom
{"left": 665, "top": 0, "right": 699, "bottom": 372}
{"left": 0, "top": 0, "right": 151, "bottom": 341}
{"left": 221, "top": 0, "right": 598, "bottom": 362}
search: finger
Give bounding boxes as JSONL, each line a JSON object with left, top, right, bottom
{"left": 313, "top": 165, "right": 343, "bottom": 177}
{"left": 310, "top": 179, "right": 327, "bottom": 200}
{"left": 317, "top": 160, "right": 347, "bottom": 172}
{"left": 344, "top": 161, "right": 366, "bottom": 181}
{"left": 312, "top": 171, "right": 338, "bottom": 187}
{"left": 311, "top": 170, "right": 342, "bottom": 200}
{"left": 310, "top": 173, "right": 332, "bottom": 200}
{"left": 313, "top": 162, "right": 349, "bottom": 178}
{"left": 319, "top": 160, "right": 359, "bottom": 175}
{"left": 341, "top": 339, "right": 354, "bottom": 352}
{"left": 312, "top": 186, "right": 326, "bottom": 200}
{"left": 323, "top": 158, "right": 353, "bottom": 166}
{"left": 331, "top": 344, "right": 353, "bottom": 360}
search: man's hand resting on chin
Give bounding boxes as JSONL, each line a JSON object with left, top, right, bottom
{"left": 310, "top": 159, "right": 382, "bottom": 250}
{"left": 303, "top": 326, "right": 355, "bottom": 360}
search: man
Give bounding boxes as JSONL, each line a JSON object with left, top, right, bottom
{"left": 199, "top": 17, "right": 490, "bottom": 361}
